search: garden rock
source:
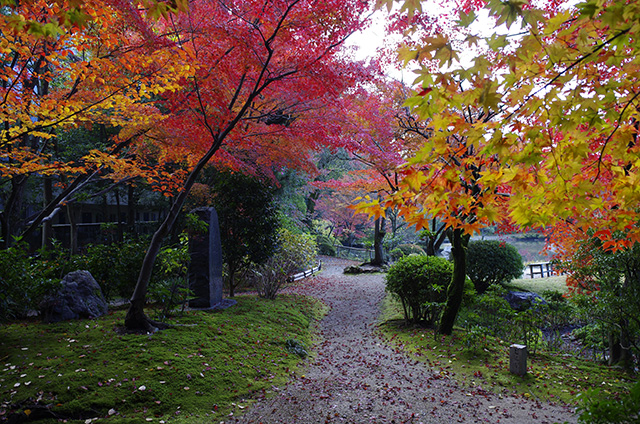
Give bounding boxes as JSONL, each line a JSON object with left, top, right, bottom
{"left": 40, "top": 270, "right": 108, "bottom": 323}
{"left": 343, "top": 264, "right": 385, "bottom": 274}
{"left": 504, "top": 291, "right": 547, "bottom": 311}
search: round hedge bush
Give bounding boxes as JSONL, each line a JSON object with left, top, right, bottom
{"left": 389, "top": 243, "right": 427, "bottom": 261}
{"left": 466, "top": 240, "right": 524, "bottom": 294}
{"left": 385, "top": 255, "right": 452, "bottom": 326}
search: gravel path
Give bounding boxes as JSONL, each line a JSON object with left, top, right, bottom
{"left": 231, "top": 257, "right": 577, "bottom": 424}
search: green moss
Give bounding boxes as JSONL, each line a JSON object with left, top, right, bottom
{"left": 0, "top": 295, "right": 325, "bottom": 423}
{"left": 378, "top": 295, "right": 635, "bottom": 405}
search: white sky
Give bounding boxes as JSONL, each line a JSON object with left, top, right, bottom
{"left": 344, "top": 10, "right": 410, "bottom": 82}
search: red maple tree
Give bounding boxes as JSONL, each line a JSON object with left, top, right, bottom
{"left": 125, "top": 0, "right": 372, "bottom": 331}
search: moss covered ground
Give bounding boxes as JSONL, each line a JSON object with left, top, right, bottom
{"left": 0, "top": 295, "right": 325, "bottom": 423}
{"left": 378, "top": 296, "right": 635, "bottom": 406}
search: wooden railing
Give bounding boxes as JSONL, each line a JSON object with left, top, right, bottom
{"left": 524, "top": 262, "right": 564, "bottom": 279}
{"left": 291, "top": 262, "right": 322, "bottom": 282}
{"left": 334, "top": 245, "right": 374, "bottom": 261}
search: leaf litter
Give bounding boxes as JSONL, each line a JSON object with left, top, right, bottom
{"left": 231, "top": 257, "right": 578, "bottom": 424}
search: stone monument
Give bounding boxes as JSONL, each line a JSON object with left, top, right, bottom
{"left": 509, "top": 344, "right": 527, "bottom": 376}
{"left": 188, "top": 207, "right": 224, "bottom": 308}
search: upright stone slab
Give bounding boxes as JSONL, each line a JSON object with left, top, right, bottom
{"left": 188, "top": 207, "right": 223, "bottom": 308}
{"left": 509, "top": 344, "right": 527, "bottom": 376}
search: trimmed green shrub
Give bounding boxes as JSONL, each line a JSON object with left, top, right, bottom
{"left": 389, "top": 244, "right": 426, "bottom": 261}
{"left": 385, "top": 255, "right": 452, "bottom": 326}
{"left": 466, "top": 240, "right": 523, "bottom": 294}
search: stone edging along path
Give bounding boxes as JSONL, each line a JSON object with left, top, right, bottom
{"left": 230, "top": 257, "right": 577, "bottom": 424}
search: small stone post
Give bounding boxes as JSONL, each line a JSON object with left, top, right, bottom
{"left": 188, "top": 207, "right": 223, "bottom": 308}
{"left": 509, "top": 344, "right": 527, "bottom": 376}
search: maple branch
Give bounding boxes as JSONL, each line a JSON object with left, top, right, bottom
{"left": 591, "top": 90, "right": 640, "bottom": 182}
{"left": 228, "top": 72, "right": 246, "bottom": 111}
{"left": 1, "top": 68, "right": 164, "bottom": 147}
{"left": 21, "top": 129, "right": 148, "bottom": 238}
{"left": 67, "top": 176, "right": 137, "bottom": 204}
{"left": 1, "top": 52, "right": 30, "bottom": 107}
{"left": 505, "top": 27, "right": 631, "bottom": 122}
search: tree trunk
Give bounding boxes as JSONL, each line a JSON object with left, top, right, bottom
{"left": 41, "top": 176, "right": 54, "bottom": 250}
{"left": 608, "top": 324, "right": 633, "bottom": 370}
{"left": 228, "top": 263, "right": 236, "bottom": 298}
{"left": 438, "top": 228, "right": 469, "bottom": 335}
{"left": 127, "top": 183, "right": 137, "bottom": 236}
{"left": 1, "top": 175, "right": 28, "bottom": 249}
{"left": 125, "top": 143, "right": 221, "bottom": 332}
{"left": 425, "top": 219, "right": 447, "bottom": 256}
{"left": 67, "top": 204, "right": 78, "bottom": 255}
{"left": 371, "top": 216, "right": 386, "bottom": 266}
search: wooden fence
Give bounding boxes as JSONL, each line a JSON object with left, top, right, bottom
{"left": 334, "top": 245, "right": 375, "bottom": 261}
{"left": 291, "top": 262, "right": 322, "bottom": 282}
{"left": 524, "top": 262, "right": 564, "bottom": 279}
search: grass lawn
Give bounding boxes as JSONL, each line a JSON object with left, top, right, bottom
{"left": 378, "top": 296, "right": 636, "bottom": 406}
{"left": 509, "top": 275, "right": 569, "bottom": 294}
{"left": 0, "top": 295, "right": 325, "bottom": 423}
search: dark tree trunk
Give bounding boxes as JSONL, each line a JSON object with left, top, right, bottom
{"left": 125, "top": 142, "right": 222, "bottom": 332}
{"left": 425, "top": 219, "right": 447, "bottom": 256}
{"left": 371, "top": 216, "right": 386, "bottom": 266}
{"left": 1, "top": 175, "right": 28, "bottom": 249}
{"left": 41, "top": 176, "right": 54, "bottom": 250}
{"left": 228, "top": 263, "right": 237, "bottom": 298}
{"left": 67, "top": 204, "right": 78, "bottom": 255}
{"left": 609, "top": 332, "right": 622, "bottom": 366}
{"left": 438, "top": 228, "right": 469, "bottom": 335}
{"left": 127, "top": 183, "right": 137, "bottom": 236}
{"left": 115, "top": 188, "right": 124, "bottom": 243}
{"left": 608, "top": 323, "right": 633, "bottom": 370}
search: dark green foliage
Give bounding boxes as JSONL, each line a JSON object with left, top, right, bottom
{"left": 204, "top": 169, "right": 280, "bottom": 297}
{"left": 572, "top": 323, "right": 608, "bottom": 358}
{"left": 462, "top": 325, "right": 493, "bottom": 355}
{"left": 385, "top": 255, "right": 452, "bottom": 326}
{"left": 0, "top": 237, "right": 190, "bottom": 322}
{"left": 466, "top": 240, "right": 524, "bottom": 294}
{"left": 568, "top": 239, "right": 640, "bottom": 369}
{"left": 316, "top": 234, "right": 336, "bottom": 256}
{"left": 459, "top": 285, "right": 576, "bottom": 354}
{"left": 577, "top": 380, "right": 640, "bottom": 423}
{"left": 79, "top": 237, "right": 190, "bottom": 307}
{"left": 147, "top": 234, "right": 191, "bottom": 320}
{"left": 389, "top": 248, "right": 404, "bottom": 261}
{"left": 0, "top": 241, "right": 60, "bottom": 322}
{"left": 77, "top": 238, "right": 149, "bottom": 300}
{"left": 253, "top": 229, "right": 317, "bottom": 300}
